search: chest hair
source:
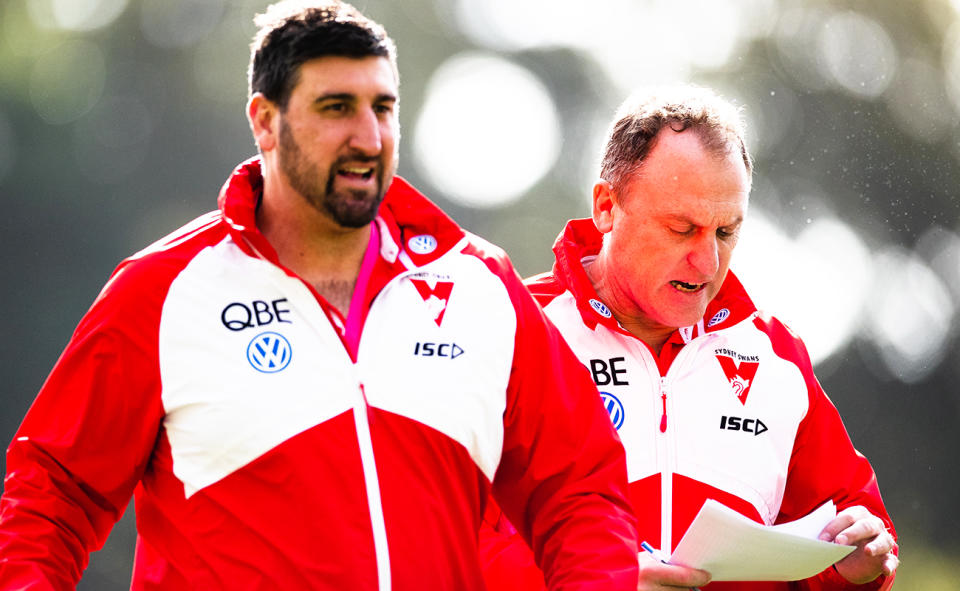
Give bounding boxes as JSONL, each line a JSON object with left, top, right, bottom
{"left": 313, "top": 278, "right": 356, "bottom": 316}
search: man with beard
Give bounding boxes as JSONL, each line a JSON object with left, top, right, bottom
{"left": 0, "top": 2, "right": 639, "bottom": 589}
{"left": 481, "top": 86, "right": 898, "bottom": 591}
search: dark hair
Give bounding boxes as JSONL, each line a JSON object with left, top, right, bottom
{"left": 600, "top": 86, "right": 752, "bottom": 193}
{"left": 248, "top": 0, "right": 398, "bottom": 110}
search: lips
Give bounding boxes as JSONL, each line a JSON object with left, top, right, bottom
{"left": 337, "top": 165, "right": 375, "bottom": 180}
{"left": 670, "top": 280, "right": 706, "bottom": 293}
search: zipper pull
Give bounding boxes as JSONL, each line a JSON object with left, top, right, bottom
{"left": 659, "top": 377, "right": 668, "bottom": 433}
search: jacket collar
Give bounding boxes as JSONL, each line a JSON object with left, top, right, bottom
{"left": 550, "top": 218, "right": 757, "bottom": 338}
{"left": 217, "top": 156, "right": 465, "bottom": 271}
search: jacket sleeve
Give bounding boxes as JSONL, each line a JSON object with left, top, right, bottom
{"left": 763, "top": 316, "right": 896, "bottom": 591}
{"left": 479, "top": 497, "right": 547, "bottom": 591}
{"left": 488, "top": 264, "right": 638, "bottom": 591}
{"left": 0, "top": 261, "right": 166, "bottom": 590}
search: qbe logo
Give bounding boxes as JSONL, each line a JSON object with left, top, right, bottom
{"left": 599, "top": 391, "right": 625, "bottom": 430}
{"left": 247, "top": 332, "right": 292, "bottom": 373}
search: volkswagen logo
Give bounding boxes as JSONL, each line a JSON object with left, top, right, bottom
{"left": 407, "top": 234, "right": 438, "bottom": 255}
{"left": 599, "top": 391, "right": 625, "bottom": 430}
{"left": 247, "top": 331, "right": 292, "bottom": 373}
{"left": 708, "top": 308, "right": 730, "bottom": 328}
{"left": 589, "top": 298, "right": 612, "bottom": 318}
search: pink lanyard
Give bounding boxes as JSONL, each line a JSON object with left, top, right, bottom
{"left": 342, "top": 222, "right": 380, "bottom": 355}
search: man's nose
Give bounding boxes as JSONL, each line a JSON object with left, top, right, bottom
{"left": 348, "top": 108, "right": 383, "bottom": 155}
{"left": 689, "top": 233, "right": 720, "bottom": 276}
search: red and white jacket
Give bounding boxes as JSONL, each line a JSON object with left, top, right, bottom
{"left": 482, "top": 218, "right": 896, "bottom": 591}
{"left": 0, "top": 161, "right": 639, "bottom": 591}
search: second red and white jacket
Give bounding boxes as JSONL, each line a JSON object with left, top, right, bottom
{"left": 482, "top": 218, "right": 896, "bottom": 591}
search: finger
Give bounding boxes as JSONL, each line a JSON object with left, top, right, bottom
{"left": 881, "top": 552, "right": 900, "bottom": 576}
{"left": 638, "top": 562, "right": 711, "bottom": 588}
{"left": 819, "top": 506, "right": 868, "bottom": 541}
{"left": 863, "top": 532, "right": 896, "bottom": 556}
{"left": 834, "top": 516, "right": 886, "bottom": 546}
{"left": 638, "top": 552, "right": 662, "bottom": 565}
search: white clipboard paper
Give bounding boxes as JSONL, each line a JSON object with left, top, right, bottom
{"left": 668, "top": 499, "right": 856, "bottom": 581}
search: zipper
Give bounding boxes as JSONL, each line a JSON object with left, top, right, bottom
{"left": 655, "top": 335, "right": 716, "bottom": 553}
{"left": 353, "top": 383, "right": 392, "bottom": 590}
{"left": 242, "top": 230, "right": 398, "bottom": 587}
{"left": 658, "top": 376, "right": 668, "bottom": 432}
{"left": 658, "top": 375, "right": 673, "bottom": 554}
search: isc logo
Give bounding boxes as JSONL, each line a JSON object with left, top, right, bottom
{"left": 413, "top": 342, "right": 464, "bottom": 359}
{"left": 720, "top": 415, "right": 768, "bottom": 436}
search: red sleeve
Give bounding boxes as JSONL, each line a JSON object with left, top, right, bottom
{"left": 479, "top": 497, "right": 547, "bottom": 591}
{"left": 0, "top": 260, "right": 168, "bottom": 590}
{"left": 760, "top": 316, "right": 897, "bottom": 591}
{"left": 480, "top": 255, "right": 638, "bottom": 590}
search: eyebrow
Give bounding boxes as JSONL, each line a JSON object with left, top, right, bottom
{"left": 313, "top": 92, "right": 397, "bottom": 104}
{"left": 663, "top": 213, "right": 744, "bottom": 227}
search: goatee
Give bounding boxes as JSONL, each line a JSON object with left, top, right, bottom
{"left": 278, "top": 119, "right": 389, "bottom": 228}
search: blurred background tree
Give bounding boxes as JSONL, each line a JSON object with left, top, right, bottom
{"left": 0, "top": 0, "right": 957, "bottom": 588}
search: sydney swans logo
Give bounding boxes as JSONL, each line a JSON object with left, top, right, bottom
{"left": 714, "top": 349, "right": 760, "bottom": 405}
{"left": 410, "top": 278, "right": 454, "bottom": 327}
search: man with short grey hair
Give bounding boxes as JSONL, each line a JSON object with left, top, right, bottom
{"left": 482, "top": 86, "right": 898, "bottom": 591}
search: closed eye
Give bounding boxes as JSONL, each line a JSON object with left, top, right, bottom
{"left": 717, "top": 224, "right": 741, "bottom": 240}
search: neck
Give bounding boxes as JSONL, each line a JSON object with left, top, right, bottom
{"left": 585, "top": 255, "right": 675, "bottom": 355}
{"left": 257, "top": 175, "right": 372, "bottom": 316}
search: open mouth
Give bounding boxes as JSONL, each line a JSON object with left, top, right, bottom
{"left": 337, "top": 166, "right": 375, "bottom": 181}
{"left": 670, "top": 280, "right": 706, "bottom": 293}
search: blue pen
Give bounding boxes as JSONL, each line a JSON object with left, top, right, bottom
{"left": 640, "top": 540, "right": 701, "bottom": 591}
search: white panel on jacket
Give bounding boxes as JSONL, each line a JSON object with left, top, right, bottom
{"left": 668, "top": 320, "right": 809, "bottom": 523}
{"left": 543, "top": 293, "right": 662, "bottom": 483}
{"left": 543, "top": 292, "right": 811, "bottom": 524}
{"left": 159, "top": 237, "right": 355, "bottom": 498}
{"left": 358, "top": 249, "right": 513, "bottom": 482}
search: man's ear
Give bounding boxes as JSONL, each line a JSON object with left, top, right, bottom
{"left": 592, "top": 179, "right": 617, "bottom": 234}
{"left": 247, "top": 93, "right": 278, "bottom": 153}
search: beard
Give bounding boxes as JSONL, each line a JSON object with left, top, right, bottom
{"left": 277, "top": 117, "right": 392, "bottom": 228}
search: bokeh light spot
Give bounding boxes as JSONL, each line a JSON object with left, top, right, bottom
{"left": 668, "top": 0, "right": 741, "bottom": 70}
{"left": 29, "top": 40, "right": 106, "bottom": 125}
{"left": 450, "top": 0, "right": 555, "bottom": 51}
{"left": 916, "top": 226, "right": 960, "bottom": 302}
{"left": 818, "top": 11, "right": 897, "bottom": 99}
{"left": 774, "top": 7, "right": 833, "bottom": 92}
{"left": 736, "top": 211, "right": 871, "bottom": 364}
{"left": 866, "top": 248, "right": 954, "bottom": 383}
{"left": 413, "top": 52, "right": 561, "bottom": 208}
{"left": 140, "top": 0, "right": 226, "bottom": 49}
{"left": 885, "top": 58, "right": 954, "bottom": 144}
{"left": 450, "top": 0, "right": 748, "bottom": 91}
{"left": 192, "top": 11, "right": 252, "bottom": 105}
{"left": 27, "top": 0, "right": 129, "bottom": 32}
{"left": 942, "top": 20, "right": 960, "bottom": 118}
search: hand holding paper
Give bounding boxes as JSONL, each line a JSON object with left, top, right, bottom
{"left": 667, "top": 499, "right": 856, "bottom": 582}
{"left": 818, "top": 504, "right": 899, "bottom": 584}
{"left": 637, "top": 542, "right": 711, "bottom": 591}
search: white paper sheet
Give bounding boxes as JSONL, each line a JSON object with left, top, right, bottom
{"left": 667, "top": 499, "right": 856, "bottom": 581}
